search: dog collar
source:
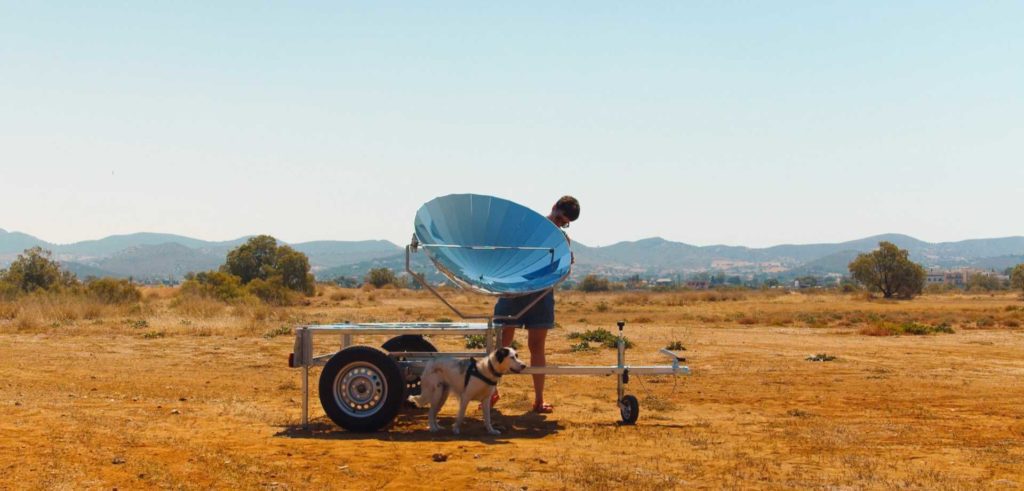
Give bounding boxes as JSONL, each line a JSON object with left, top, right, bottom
{"left": 486, "top": 359, "right": 503, "bottom": 379}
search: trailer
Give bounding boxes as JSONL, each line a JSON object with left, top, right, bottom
{"left": 288, "top": 194, "right": 690, "bottom": 431}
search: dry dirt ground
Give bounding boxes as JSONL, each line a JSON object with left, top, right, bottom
{"left": 2, "top": 288, "right": 1024, "bottom": 489}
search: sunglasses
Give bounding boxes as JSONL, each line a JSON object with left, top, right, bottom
{"left": 554, "top": 213, "right": 571, "bottom": 229}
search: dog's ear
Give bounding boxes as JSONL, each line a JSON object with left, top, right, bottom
{"left": 495, "top": 347, "right": 509, "bottom": 362}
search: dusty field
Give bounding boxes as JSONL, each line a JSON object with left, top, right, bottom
{"left": 2, "top": 288, "right": 1024, "bottom": 489}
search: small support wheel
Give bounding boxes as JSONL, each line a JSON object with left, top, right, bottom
{"left": 319, "top": 346, "right": 404, "bottom": 432}
{"left": 619, "top": 394, "right": 639, "bottom": 425}
{"left": 382, "top": 335, "right": 437, "bottom": 397}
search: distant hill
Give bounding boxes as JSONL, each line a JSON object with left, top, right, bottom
{"left": 0, "top": 228, "right": 52, "bottom": 255}
{"left": 91, "top": 243, "right": 224, "bottom": 281}
{"left": 2, "top": 227, "right": 1022, "bottom": 281}
{"left": 571, "top": 233, "right": 1024, "bottom": 278}
{"left": 60, "top": 261, "right": 121, "bottom": 280}
{"left": 785, "top": 250, "right": 861, "bottom": 277}
{"left": 316, "top": 252, "right": 439, "bottom": 282}
{"left": 53, "top": 232, "right": 250, "bottom": 259}
{"left": 292, "top": 240, "right": 402, "bottom": 270}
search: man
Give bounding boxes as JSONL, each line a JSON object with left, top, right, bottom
{"left": 492, "top": 195, "right": 580, "bottom": 413}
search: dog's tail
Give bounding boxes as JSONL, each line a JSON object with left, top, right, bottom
{"left": 411, "top": 361, "right": 442, "bottom": 408}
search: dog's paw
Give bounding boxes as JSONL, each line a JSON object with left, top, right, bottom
{"left": 487, "top": 428, "right": 501, "bottom": 436}
{"left": 428, "top": 425, "right": 441, "bottom": 433}
{"left": 451, "top": 427, "right": 461, "bottom": 435}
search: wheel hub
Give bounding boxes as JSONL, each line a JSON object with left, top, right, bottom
{"left": 335, "top": 363, "right": 388, "bottom": 417}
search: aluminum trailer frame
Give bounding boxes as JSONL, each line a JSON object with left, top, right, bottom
{"left": 287, "top": 240, "right": 690, "bottom": 431}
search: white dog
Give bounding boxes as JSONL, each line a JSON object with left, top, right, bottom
{"left": 417, "top": 347, "right": 526, "bottom": 435}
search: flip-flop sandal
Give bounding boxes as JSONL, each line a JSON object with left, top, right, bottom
{"left": 532, "top": 402, "right": 554, "bottom": 413}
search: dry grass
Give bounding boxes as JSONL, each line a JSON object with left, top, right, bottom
{"left": 2, "top": 288, "right": 1024, "bottom": 488}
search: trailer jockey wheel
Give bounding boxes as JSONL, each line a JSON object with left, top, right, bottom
{"left": 619, "top": 395, "right": 639, "bottom": 425}
{"left": 319, "top": 346, "right": 405, "bottom": 432}
{"left": 382, "top": 335, "right": 437, "bottom": 397}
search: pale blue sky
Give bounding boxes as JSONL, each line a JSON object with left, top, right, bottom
{"left": 2, "top": 2, "right": 1021, "bottom": 247}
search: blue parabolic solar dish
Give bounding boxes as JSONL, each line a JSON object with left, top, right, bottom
{"left": 414, "top": 194, "right": 572, "bottom": 296}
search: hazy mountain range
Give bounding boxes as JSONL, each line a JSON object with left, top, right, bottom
{"left": 2, "top": 228, "right": 1022, "bottom": 283}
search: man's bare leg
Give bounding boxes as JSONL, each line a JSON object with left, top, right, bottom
{"left": 527, "top": 328, "right": 548, "bottom": 407}
{"left": 501, "top": 326, "right": 517, "bottom": 347}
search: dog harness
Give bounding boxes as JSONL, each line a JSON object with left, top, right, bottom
{"left": 464, "top": 358, "right": 500, "bottom": 387}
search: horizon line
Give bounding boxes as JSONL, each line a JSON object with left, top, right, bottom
{"left": 3, "top": 227, "right": 1024, "bottom": 251}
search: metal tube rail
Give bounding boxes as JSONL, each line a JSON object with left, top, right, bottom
{"left": 519, "top": 365, "right": 690, "bottom": 376}
{"left": 301, "top": 322, "right": 491, "bottom": 336}
{"left": 420, "top": 243, "right": 554, "bottom": 252}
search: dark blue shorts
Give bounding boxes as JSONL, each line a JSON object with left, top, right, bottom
{"left": 493, "top": 290, "right": 555, "bottom": 329}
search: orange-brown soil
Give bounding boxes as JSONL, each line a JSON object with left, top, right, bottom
{"left": 2, "top": 289, "right": 1024, "bottom": 489}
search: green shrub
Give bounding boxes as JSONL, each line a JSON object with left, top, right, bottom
{"left": 665, "top": 341, "right": 686, "bottom": 351}
{"left": 179, "top": 271, "right": 247, "bottom": 302}
{"left": 0, "top": 247, "right": 77, "bottom": 294}
{"left": 365, "top": 268, "right": 399, "bottom": 288}
{"left": 85, "top": 278, "right": 142, "bottom": 304}
{"left": 569, "top": 340, "right": 595, "bottom": 352}
{"left": 464, "top": 335, "right": 520, "bottom": 350}
{"left": 894, "top": 322, "right": 955, "bottom": 335}
{"left": 806, "top": 353, "right": 837, "bottom": 362}
{"left": 898, "top": 322, "right": 932, "bottom": 335}
{"left": 263, "top": 325, "right": 293, "bottom": 339}
{"left": 465, "top": 335, "right": 485, "bottom": 349}
{"left": 246, "top": 277, "right": 299, "bottom": 306}
{"left": 577, "top": 274, "right": 610, "bottom": 292}
{"left": 567, "top": 328, "right": 632, "bottom": 349}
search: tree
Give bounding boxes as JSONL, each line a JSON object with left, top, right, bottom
{"left": 1011, "top": 264, "right": 1024, "bottom": 297}
{"left": 848, "top": 241, "right": 926, "bottom": 299}
{"left": 222, "top": 235, "right": 279, "bottom": 284}
{"left": 967, "top": 273, "right": 1003, "bottom": 292}
{"left": 220, "top": 235, "right": 314, "bottom": 295}
{"left": 577, "top": 274, "right": 610, "bottom": 292}
{"left": 275, "top": 245, "right": 315, "bottom": 295}
{"left": 85, "top": 278, "right": 142, "bottom": 304}
{"left": 0, "top": 247, "right": 77, "bottom": 293}
{"left": 365, "top": 267, "right": 397, "bottom": 288}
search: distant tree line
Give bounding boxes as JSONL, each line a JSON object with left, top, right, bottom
{"left": 0, "top": 246, "right": 141, "bottom": 303}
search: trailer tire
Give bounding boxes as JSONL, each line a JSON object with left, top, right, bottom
{"left": 619, "top": 394, "right": 639, "bottom": 425}
{"left": 319, "top": 346, "right": 404, "bottom": 432}
{"left": 382, "top": 335, "right": 437, "bottom": 397}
